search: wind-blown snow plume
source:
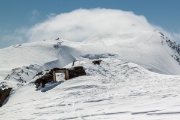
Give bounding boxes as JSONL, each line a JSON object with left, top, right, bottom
{"left": 27, "top": 8, "right": 154, "bottom": 42}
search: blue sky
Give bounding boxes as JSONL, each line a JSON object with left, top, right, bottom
{"left": 0, "top": 0, "right": 180, "bottom": 48}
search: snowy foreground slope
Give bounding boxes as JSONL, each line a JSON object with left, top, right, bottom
{"left": 1, "top": 57, "right": 180, "bottom": 120}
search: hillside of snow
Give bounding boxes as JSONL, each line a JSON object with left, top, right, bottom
{"left": 1, "top": 57, "right": 180, "bottom": 120}
{"left": 1, "top": 34, "right": 180, "bottom": 119}
{"left": 1, "top": 30, "right": 180, "bottom": 84}
{"left": 1, "top": 8, "right": 180, "bottom": 120}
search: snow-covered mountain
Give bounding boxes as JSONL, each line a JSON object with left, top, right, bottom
{"left": 1, "top": 9, "right": 180, "bottom": 119}
{"left": 1, "top": 30, "right": 180, "bottom": 119}
{"left": 1, "top": 30, "right": 180, "bottom": 82}
{"left": 1, "top": 56, "right": 180, "bottom": 120}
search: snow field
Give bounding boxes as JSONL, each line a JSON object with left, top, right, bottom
{"left": 1, "top": 57, "right": 180, "bottom": 119}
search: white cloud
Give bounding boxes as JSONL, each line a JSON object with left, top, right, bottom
{"left": 27, "top": 8, "right": 154, "bottom": 42}
{"left": 172, "top": 33, "right": 180, "bottom": 42}
{"left": 47, "top": 13, "right": 57, "bottom": 19}
{"left": 1, "top": 8, "right": 179, "bottom": 48}
{"left": 31, "top": 10, "right": 40, "bottom": 21}
{"left": 153, "top": 25, "right": 174, "bottom": 39}
{"left": 153, "top": 25, "right": 180, "bottom": 42}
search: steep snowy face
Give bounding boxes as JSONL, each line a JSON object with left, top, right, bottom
{"left": 80, "top": 31, "right": 180, "bottom": 75}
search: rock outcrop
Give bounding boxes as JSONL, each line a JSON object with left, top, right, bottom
{"left": 0, "top": 88, "right": 12, "bottom": 107}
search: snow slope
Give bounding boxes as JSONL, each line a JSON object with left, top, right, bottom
{"left": 1, "top": 9, "right": 180, "bottom": 119}
{"left": 1, "top": 29, "right": 180, "bottom": 80}
{"left": 1, "top": 30, "right": 180, "bottom": 119}
{"left": 0, "top": 40, "right": 81, "bottom": 88}
{"left": 1, "top": 57, "right": 180, "bottom": 120}
{"left": 81, "top": 30, "right": 180, "bottom": 75}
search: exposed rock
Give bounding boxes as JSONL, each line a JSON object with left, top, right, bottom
{"left": 159, "top": 32, "right": 180, "bottom": 65}
{"left": 92, "top": 59, "right": 102, "bottom": 65}
{"left": 69, "top": 66, "right": 86, "bottom": 79}
{"left": 0, "top": 88, "right": 12, "bottom": 107}
{"left": 34, "top": 73, "right": 53, "bottom": 88}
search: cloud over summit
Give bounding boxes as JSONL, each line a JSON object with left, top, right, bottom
{"left": 27, "top": 8, "right": 154, "bottom": 42}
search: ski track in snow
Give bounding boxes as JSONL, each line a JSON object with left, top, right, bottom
{"left": 1, "top": 57, "right": 180, "bottom": 120}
